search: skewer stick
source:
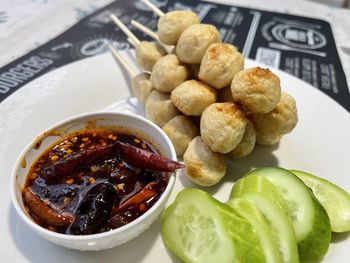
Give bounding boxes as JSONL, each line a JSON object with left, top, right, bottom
{"left": 127, "top": 37, "right": 138, "bottom": 48}
{"left": 108, "top": 44, "right": 136, "bottom": 77}
{"left": 131, "top": 20, "right": 159, "bottom": 41}
{"left": 131, "top": 19, "right": 173, "bottom": 54}
{"left": 140, "top": 0, "right": 164, "bottom": 17}
{"left": 110, "top": 14, "right": 140, "bottom": 45}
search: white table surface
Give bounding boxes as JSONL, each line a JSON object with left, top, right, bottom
{"left": 0, "top": 0, "right": 349, "bottom": 91}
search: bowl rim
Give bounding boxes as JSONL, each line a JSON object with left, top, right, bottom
{"left": 10, "top": 110, "right": 177, "bottom": 241}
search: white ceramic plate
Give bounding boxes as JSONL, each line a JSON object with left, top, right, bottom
{"left": 1, "top": 53, "right": 349, "bottom": 262}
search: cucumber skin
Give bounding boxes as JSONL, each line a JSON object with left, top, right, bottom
{"left": 230, "top": 175, "right": 299, "bottom": 263}
{"left": 161, "top": 188, "right": 266, "bottom": 263}
{"left": 291, "top": 169, "right": 350, "bottom": 233}
{"left": 247, "top": 167, "right": 331, "bottom": 262}
{"left": 227, "top": 198, "right": 282, "bottom": 263}
{"left": 297, "top": 190, "right": 331, "bottom": 262}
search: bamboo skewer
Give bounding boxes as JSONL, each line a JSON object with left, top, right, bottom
{"left": 110, "top": 14, "right": 140, "bottom": 45}
{"left": 130, "top": 19, "right": 173, "bottom": 54}
{"left": 127, "top": 37, "right": 138, "bottom": 48}
{"left": 108, "top": 44, "right": 136, "bottom": 77}
{"left": 140, "top": 0, "right": 164, "bottom": 17}
{"left": 131, "top": 20, "right": 159, "bottom": 41}
{"left": 110, "top": 10, "right": 169, "bottom": 72}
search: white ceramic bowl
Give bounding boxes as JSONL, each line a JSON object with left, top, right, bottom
{"left": 10, "top": 111, "right": 177, "bottom": 251}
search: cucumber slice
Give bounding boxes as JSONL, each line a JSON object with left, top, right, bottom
{"left": 290, "top": 169, "right": 350, "bottom": 233}
{"left": 227, "top": 198, "right": 282, "bottom": 263}
{"left": 248, "top": 167, "right": 331, "bottom": 262}
{"left": 162, "top": 188, "right": 265, "bottom": 263}
{"left": 230, "top": 175, "right": 299, "bottom": 263}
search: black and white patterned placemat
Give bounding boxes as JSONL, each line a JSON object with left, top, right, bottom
{"left": 0, "top": 0, "right": 349, "bottom": 111}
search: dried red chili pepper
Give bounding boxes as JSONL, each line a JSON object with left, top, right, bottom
{"left": 23, "top": 188, "right": 74, "bottom": 227}
{"left": 112, "top": 182, "right": 158, "bottom": 214}
{"left": 39, "top": 143, "right": 117, "bottom": 183}
{"left": 117, "top": 142, "right": 184, "bottom": 172}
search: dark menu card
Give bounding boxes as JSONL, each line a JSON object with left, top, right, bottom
{"left": 0, "top": 0, "right": 349, "bottom": 111}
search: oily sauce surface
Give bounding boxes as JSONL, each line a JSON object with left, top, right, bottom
{"left": 22, "top": 129, "right": 169, "bottom": 234}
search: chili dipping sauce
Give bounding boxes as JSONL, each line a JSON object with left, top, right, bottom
{"left": 22, "top": 129, "right": 170, "bottom": 235}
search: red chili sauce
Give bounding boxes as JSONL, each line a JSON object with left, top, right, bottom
{"left": 22, "top": 129, "right": 169, "bottom": 235}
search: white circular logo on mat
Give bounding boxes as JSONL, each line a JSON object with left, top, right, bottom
{"left": 271, "top": 24, "right": 326, "bottom": 50}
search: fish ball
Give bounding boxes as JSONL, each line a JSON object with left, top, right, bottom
{"left": 200, "top": 102, "right": 246, "bottom": 154}
{"left": 145, "top": 90, "right": 180, "bottom": 127}
{"left": 162, "top": 115, "right": 199, "bottom": 156}
{"left": 199, "top": 43, "right": 244, "bottom": 89}
{"left": 250, "top": 92, "right": 298, "bottom": 137}
{"left": 131, "top": 73, "right": 153, "bottom": 103}
{"left": 157, "top": 10, "right": 200, "bottom": 45}
{"left": 227, "top": 119, "right": 256, "bottom": 158}
{"left": 176, "top": 24, "right": 221, "bottom": 64}
{"left": 171, "top": 80, "right": 217, "bottom": 116}
{"left": 183, "top": 136, "right": 226, "bottom": 187}
{"left": 135, "top": 41, "right": 166, "bottom": 72}
{"left": 231, "top": 67, "right": 281, "bottom": 113}
{"left": 150, "top": 54, "right": 190, "bottom": 93}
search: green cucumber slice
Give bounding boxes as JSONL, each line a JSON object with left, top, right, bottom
{"left": 230, "top": 175, "right": 299, "bottom": 263}
{"left": 248, "top": 167, "right": 331, "bottom": 262}
{"left": 290, "top": 169, "right": 350, "bottom": 233}
{"left": 227, "top": 198, "right": 282, "bottom": 263}
{"left": 161, "top": 188, "right": 265, "bottom": 263}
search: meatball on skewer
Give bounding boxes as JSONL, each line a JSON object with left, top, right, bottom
{"left": 150, "top": 54, "right": 190, "bottom": 93}
{"left": 227, "top": 119, "right": 256, "bottom": 158}
{"left": 183, "top": 136, "right": 226, "bottom": 187}
{"left": 140, "top": 0, "right": 200, "bottom": 46}
{"left": 199, "top": 43, "right": 244, "bottom": 89}
{"left": 157, "top": 10, "right": 200, "bottom": 46}
{"left": 145, "top": 90, "right": 180, "bottom": 127}
{"left": 108, "top": 44, "right": 153, "bottom": 103}
{"left": 110, "top": 14, "right": 166, "bottom": 72}
{"left": 231, "top": 67, "right": 281, "bottom": 113}
{"left": 162, "top": 115, "right": 199, "bottom": 156}
{"left": 176, "top": 24, "right": 221, "bottom": 64}
{"left": 200, "top": 102, "right": 247, "bottom": 154}
{"left": 249, "top": 92, "right": 298, "bottom": 140}
{"left": 171, "top": 80, "right": 217, "bottom": 116}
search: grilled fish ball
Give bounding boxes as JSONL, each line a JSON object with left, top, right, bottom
{"left": 150, "top": 54, "right": 190, "bottom": 93}
{"left": 162, "top": 115, "right": 199, "bottom": 156}
{"left": 250, "top": 92, "right": 298, "bottom": 137}
{"left": 231, "top": 67, "right": 281, "bottom": 113}
{"left": 135, "top": 41, "right": 167, "bottom": 72}
{"left": 171, "top": 80, "right": 217, "bottom": 116}
{"left": 176, "top": 24, "right": 221, "bottom": 64}
{"left": 131, "top": 73, "right": 153, "bottom": 103}
{"left": 199, "top": 43, "right": 244, "bottom": 89}
{"left": 157, "top": 10, "right": 200, "bottom": 45}
{"left": 227, "top": 119, "right": 256, "bottom": 158}
{"left": 145, "top": 90, "right": 180, "bottom": 127}
{"left": 183, "top": 136, "right": 226, "bottom": 186}
{"left": 200, "top": 102, "right": 246, "bottom": 154}
{"left": 255, "top": 132, "right": 282, "bottom": 146}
